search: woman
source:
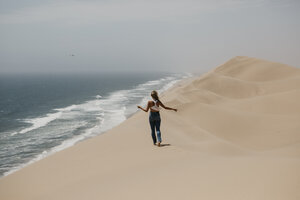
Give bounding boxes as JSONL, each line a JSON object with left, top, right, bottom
{"left": 137, "top": 90, "right": 177, "bottom": 147}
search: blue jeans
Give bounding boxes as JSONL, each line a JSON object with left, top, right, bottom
{"left": 149, "top": 112, "right": 161, "bottom": 144}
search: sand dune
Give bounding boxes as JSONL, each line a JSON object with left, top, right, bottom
{"left": 214, "top": 56, "right": 300, "bottom": 81}
{"left": 166, "top": 56, "right": 300, "bottom": 151}
{"left": 1, "top": 56, "right": 300, "bottom": 200}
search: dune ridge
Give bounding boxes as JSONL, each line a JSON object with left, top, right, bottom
{"left": 165, "top": 56, "right": 300, "bottom": 151}
{"left": 0, "top": 56, "right": 299, "bottom": 200}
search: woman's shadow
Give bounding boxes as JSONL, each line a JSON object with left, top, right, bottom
{"left": 159, "top": 143, "right": 171, "bottom": 147}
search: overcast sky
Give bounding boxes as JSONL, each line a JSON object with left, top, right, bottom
{"left": 0, "top": 0, "right": 299, "bottom": 74}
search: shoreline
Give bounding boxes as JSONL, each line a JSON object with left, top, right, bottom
{"left": 0, "top": 73, "right": 193, "bottom": 179}
{"left": 1, "top": 56, "right": 300, "bottom": 200}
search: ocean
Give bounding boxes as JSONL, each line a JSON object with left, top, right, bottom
{"left": 0, "top": 72, "right": 191, "bottom": 177}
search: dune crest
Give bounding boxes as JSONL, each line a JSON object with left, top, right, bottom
{"left": 214, "top": 56, "right": 300, "bottom": 81}
{"left": 166, "top": 56, "right": 300, "bottom": 151}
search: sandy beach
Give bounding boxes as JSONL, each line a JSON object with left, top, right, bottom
{"left": 0, "top": 56, "right": 300, "bottom": 200}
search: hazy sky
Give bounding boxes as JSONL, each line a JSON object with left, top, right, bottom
{"left": 0, "top": 0, "right": 299, "bottom": 74}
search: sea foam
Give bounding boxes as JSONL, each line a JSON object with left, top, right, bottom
{"left": 2, "top": 73, "right": 192, "bottom": 177}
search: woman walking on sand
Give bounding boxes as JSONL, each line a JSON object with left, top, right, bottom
{"left": 137, "top": 90, "right": 177, "bottom": 147}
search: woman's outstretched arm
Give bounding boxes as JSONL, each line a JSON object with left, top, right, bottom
{"left": 137, "top": 101, "right": 151, "bottom": 112}
{"left": 158, "top": 101, "right": 177, "bottom": 112}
